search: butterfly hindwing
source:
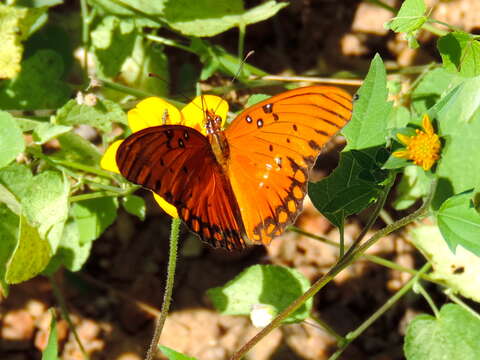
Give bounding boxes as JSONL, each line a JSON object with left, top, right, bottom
{"left": 225, "top": 86, "right": 353, "bottom": 245}
{"left": 116, "top": 125, "right": 247, "bottom": 249}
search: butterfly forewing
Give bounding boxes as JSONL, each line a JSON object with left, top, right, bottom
{"left": 225, "top": 86, "right": 353, "bottom": 245}
{"left": 116, "top": 125, "right": 247, "bottom": 249}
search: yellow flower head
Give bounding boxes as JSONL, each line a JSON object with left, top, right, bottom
{"left": 393, "top": 114, "right": 441, "bottom": 171}
{"left": 100, "top": 95, "right": 229, "bottom": 218}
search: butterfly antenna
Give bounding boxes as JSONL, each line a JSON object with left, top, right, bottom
{"left": 148, "top": 72, "right": 194, "bottom": 105}
{"left": 212, "top": 50, "right": 255, "bottom": 117}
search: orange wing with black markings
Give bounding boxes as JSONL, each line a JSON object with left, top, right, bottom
{"left": 116, "top": 125, "right": 247, "bottom": 250}
{"left": 225, "top": 86, "right": 353, "bottom": 245}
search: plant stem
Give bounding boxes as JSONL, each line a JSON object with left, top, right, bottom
{"left": 79, "top": 0, "right": 90, "bottom": 81}
{"left": 366, "top": 0, "right": 395, "bottom": 12}
{"left": 101, "top": 79, "right": 186, "bottom": 108}
{"left": 288, "top": 226, "right": 439, "bottom": 284}
{"left": 415, "top": 282, "right": 440, "bottom": 318}
{"left": 329, "top": 262, "right": 432, "bottom": 360}
{"left": 145, "top": 34, "right": 194, "bottom": 54}
{"left": 50, "top": 158, "right": 117, "bottom": 180}
{"left": 308, "top": 314, "right": 345, "bottom": 344}
{"left": 231, "top": 178, "right": 437, "bottom": 360}
{"left": 70, "top": 191, "right": 124, "bottom": 202}
{"left": 50, "top": 275, "right": 90, "bottom": 360}
{"left": 145, "top": 217, "right": 181, "bottom": 360}
{"left": 444, "top": 290, "right": 480, "bottom": 321}
{"left": 422, "top": 22, "right": 448, "bottom": 37}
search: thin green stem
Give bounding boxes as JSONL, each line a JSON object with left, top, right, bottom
{"left": 415, "top": 282, "right": 440, "bottom": 318}
{"left": 50, "top": 276, "right": 90, "bottom": 360}
{"left": 100, "top": 78, "right": 157, "bottom": 99}
{"left": 288, "top": 226, "right": 337, "bottom": 246}
{"left": 427, "top": 18, "right": 463, "bottom": 33}
{"left": 379, "top": 209, "right": 394, "bottom": 225}
{"left": 145, "top": 34, "right": 194, "bottom": 54}
{"left": 366, "top": 0, "right": 395, "bottom": 12}
{"left": 70, "top": 191, "right": 125, "bottom": 202}
{"left": 79, "top": 0, "right": 90, "bottom": 80}
{"left": 101, "top": 79, "right": 185, "bottom": 108}
{"left": 329, "top": 262, "right": 432, "bottom": 360}
{"left": 50, "top": 158, "right": 118, "bottom": 180}
{"left": 145, "top": 217, "right": 181, "bottom": 360}
{"left": 231, "top": 178, "right": 437, "bottom": 360}
{"left": 339, "top": 226, "right": 345, "bottom": 258}
{"left": 444, "top": 290, "right": 480, "bottom": 322}
{"left": 288, "top": 226, "right": 439, "bottom": 284}
{"left": 308, "top": 314, "right": 345, "bottom": 344}
{"left": 422, "top": 22, "right": 448, "bottom": 37}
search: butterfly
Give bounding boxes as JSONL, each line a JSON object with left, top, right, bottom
{"left": 116, "top": 86, "right": 353, "bottom": 250}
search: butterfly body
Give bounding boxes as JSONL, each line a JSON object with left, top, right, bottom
{"left": 117, "top": 86, "right": 353, "bottom": 250}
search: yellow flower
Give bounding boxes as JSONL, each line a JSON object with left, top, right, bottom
{"left": 393, "top": 114, "right": 441, "bottom": 171}
{"left": 101, "top": 95, "right": 229, "bottom": 218}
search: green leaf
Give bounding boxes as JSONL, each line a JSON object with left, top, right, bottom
{"left": 410, "top": 224, "right": 480, "bottom": 302}
{"left": 0, "top": 183, "right": 21, "bottom": 215}
{"left": 404, "top": 304, "right": 480, "bottom": 360}
{"left": 0, "top": 4, "right": 46, "bottom": 79}
{"left": 22, "top": 170, "right": 70, "bottom": 252}
{"left": 6, "top": 214, "right": 52, "bottom": 284}
{"left": 245, "top": 94, "right": 270, "bottom": 108}
{"left": 122, "top": 195, "right": 145, "bottom": 221}
{"left": 41, "top": 310, "right": 60, "bottom": 360}
{"left": 91, "top": 16, "right": 137, "bottom": 78}
{"left": 0, "top": 162, "right": 33, "bottom": 201}
{"left": 87, "top": 0, "right": 165, "bottom": 17}
{"left": 164, "top": 0, "right": 287, "bottom": 37}
{"left": 309, "top": 151, "right": 385, "bottom": 227}
{"left": 43, "top": 219, "right": 92, "bottom": 274}
{"left": 207, "top": 264, "right": 312, "bottom": 324}
{"left": 56, "top": 132, "right": 102, "bottom": 165}
{"left": 429, "top": 76, "right": 480, "bottom": 206}
{"left": 387, "top": 105, "right": 411, "bottom": 129}
{"left": 17, "top": 0, "right": 63, "bottom": 7}
{"left": 159, "top": 346, "right": 197, "bottom": 360}
{"left": 437, "top": 192, "right": 480, "bottom": 256}
{"left": 309, "top": 54, "right": 391, "bottom": 227}
{"left": 385, "top": 0, "right": 427, "bottom": 34}
{"left": 0, "top": 111, "right": 25, "bottom": 169}
{"left": 72, "top": 197, "right": 118, "bottom": 244}
{"left": 438, "top": 31, "right": 480, "bottom": 78}
{"left": 343, "top": 54, "right": 391, "bottom": 150}
{"left": 411, "top": 67, "right": 464, "bottom": 115}
{"left": 0, "top": 204, "right": 19, "bottom": 294}
{"left": 0, "top": 49, "right": 70, "bottom": 109}
{"left": 119, "top": 35, "right": 169, "bottom": 96}
{"left": 56, "top": 98, "right": 127, "bottom": 133}
{"left": 32, "top": 123, "right": 72, "bottom": 144}
{"left": 393, "top": 165, "right": 431, "bottom": 210}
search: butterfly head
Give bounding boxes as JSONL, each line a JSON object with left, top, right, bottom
{"left": 205, "top": 110, "right": 223, "bottom": 135}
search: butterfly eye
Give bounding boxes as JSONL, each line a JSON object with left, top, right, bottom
{"left": 215, "top": 116, "right": 222, "bottom": 125}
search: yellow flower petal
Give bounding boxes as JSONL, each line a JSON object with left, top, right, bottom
{"left": 422, "top": 114, "right": 434, "bottom": 135}
{"left": 392, "top": 150, "right": 410, "bottom": 158}
{"left": 100, "top": 140, "right": 123, "bottom": 174}
{"left": 128, "top": 97, "right": 183, "bottom": 133}
{"left": 181, "top": 95, "right": 229, "bottom": 135}
{"left": 153, "top": 192, "right": 179, "bottom": 218}
{"left": 397, "top": 133, "right": 411, "bottom": 145}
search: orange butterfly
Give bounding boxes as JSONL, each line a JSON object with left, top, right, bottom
{"left": 116, "top": 86, "right": 353, "bottom": 250}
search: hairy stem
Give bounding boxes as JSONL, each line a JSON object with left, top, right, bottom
{"left": 145, "top": 217, "right": 181, "bottom": 360}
